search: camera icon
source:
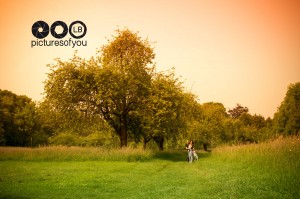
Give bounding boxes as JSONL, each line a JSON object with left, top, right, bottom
{"left": 31, "top": 21, "right": 49, "bottom": 39}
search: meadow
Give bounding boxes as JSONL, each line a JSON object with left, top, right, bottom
{"left": 0, "top": 137, "right": 299, "bottom": 199}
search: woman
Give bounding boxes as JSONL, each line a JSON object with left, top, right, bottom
{"left": 185, "top": 140, "right": 194, "bottom": 163}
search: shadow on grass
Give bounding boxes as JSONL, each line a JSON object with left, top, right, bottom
{"left": 152, "top": 150, "right": 212, "bottom": 162}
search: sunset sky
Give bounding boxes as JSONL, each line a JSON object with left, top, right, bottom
{"left": 0, "top": 0, "right": 299, "bottom": 118}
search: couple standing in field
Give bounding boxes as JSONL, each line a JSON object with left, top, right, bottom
{"left": 186, "top": 140, "right": 198, "bottom": 163}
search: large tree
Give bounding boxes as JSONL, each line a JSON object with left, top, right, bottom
{"left": 96, "top": 29, "right": 154, "bottom": 147}
{"left": 139, "top": 71, "right": 192, "bottom": 150}
{"left": 44, "top": 29, "right": 155, "bottom": 147}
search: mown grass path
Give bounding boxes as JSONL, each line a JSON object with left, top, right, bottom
{"left": 0, "top": 137, "right": 299, "bottom": 198}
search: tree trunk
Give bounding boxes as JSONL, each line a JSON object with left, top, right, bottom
{"left": 142, "top": 135, "right": 152, "bottom": 149}
{"left": 120, "top": 115, "right": 128, "bottom": 148}
{"left": 153, "top": 136, "right": 164, "bottom": 151}
{"left": 203, "top": 143, "right": 208, "bottom": 151}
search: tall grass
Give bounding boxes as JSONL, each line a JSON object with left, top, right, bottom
{"left": 213, "top": 136, "right": 300, "bottom": 164}
{"left": 212, "top": 136, "right": 300, "bottom": 177}
{"left": 1, "top": 136, "right": 299, "bottom": 163}
{"left": 0, "top": 146, "right": 154, "bottom": 162}
{"left": 211, "top": 136, "right": 300, "bottom": 198}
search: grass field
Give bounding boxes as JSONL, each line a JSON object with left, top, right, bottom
{"left": 0, "top": 137, "right": 299, "bottom": 199}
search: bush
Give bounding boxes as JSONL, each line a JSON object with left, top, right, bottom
{"left": 49, "top": 131, "right": 119, "bottom": 147}
{"left": 49, "top": 132, "right": 79, "bottom": 146}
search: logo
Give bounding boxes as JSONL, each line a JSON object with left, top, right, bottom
{"left": 32, "top": 21, "right": 49, "bottom": 39}
{"left": 50, "top": 21, "right": 68, "bottom": 39}
{"left": 31, "top": 20, "right": 87, "bottom": 48}
{"left": 69, "top": 21, "right": 87, "bottom": 39}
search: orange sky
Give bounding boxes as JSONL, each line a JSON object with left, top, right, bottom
{"left": 0, "top": 0, "right": 299, "bottom": 118}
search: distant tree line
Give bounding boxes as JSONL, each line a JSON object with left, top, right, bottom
{"left": 1, "top": 29, "right": 299, "bottom": 149}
